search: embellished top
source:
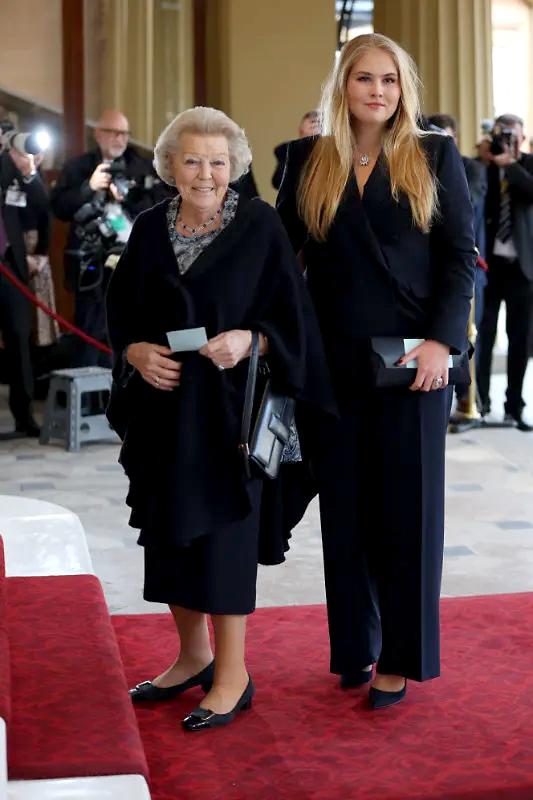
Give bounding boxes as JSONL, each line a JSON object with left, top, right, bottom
{"left": 166, "top": 188, "right": 239, "bottom": 275}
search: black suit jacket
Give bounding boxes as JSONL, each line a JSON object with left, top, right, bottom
{"left": 485, "top": 153, "right": 533, "bottom": 280}
{"left": 276, "top": 134, "right": 476, "bottom": 379}
{"left": 272, "top": 142, "right": 289, "bottom": 190}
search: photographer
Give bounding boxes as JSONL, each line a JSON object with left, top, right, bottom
{"left": 0, "top": 144, "right": 50, "bottom": 437}
{"left": 50, "top": 109, "right": 171, "bottom": 366}
{"left": 477, "top": 114, "right": 533, "bottom": 431}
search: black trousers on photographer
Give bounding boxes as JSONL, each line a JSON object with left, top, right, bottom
{"left": 477, "top": 255, "right": 533, "bottom": 417}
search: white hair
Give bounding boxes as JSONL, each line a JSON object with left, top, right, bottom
{"left": 153, "top": 106, "right": 252, "bottom": 185}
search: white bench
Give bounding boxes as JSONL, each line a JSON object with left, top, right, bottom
{"left": 0, "top": 495, "right": 93, "bottom": 577}
{"left": 0, "top": 496, "right": 150, "bottom": 800}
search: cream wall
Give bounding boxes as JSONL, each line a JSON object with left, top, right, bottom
{"left": 207, "top": 0, "right": 336, "bottom": 203}
{"left": 99, "top": 0, "right": 194, "bottom": 147}
{"left": 492, "top": 0, "right": 533, "bottom": 142}
{"left": 0, "top": 0, "right": 62, "bottom": 110}
{"left": 373, "top": 0, "right": 493, "bottom": 156}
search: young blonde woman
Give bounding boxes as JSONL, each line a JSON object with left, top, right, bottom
{"left": 277, "top": 34, "right": 475, "bottom": 708}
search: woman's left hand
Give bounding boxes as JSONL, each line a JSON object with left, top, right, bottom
{"left": 397, "top": 339, "right": 450, "bottom": 392}
{"left": 200, "top": 329, "right": 252, "bottom": 370}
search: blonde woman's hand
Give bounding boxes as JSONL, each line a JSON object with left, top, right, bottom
{"left": 200, "top": 330, "right": 253, "bottom": 370}
{"left": 396, "top": 339, "right": 450, "bottom": 392}
{"left": 126, "top": 342, "right": 181, "bottom": 390}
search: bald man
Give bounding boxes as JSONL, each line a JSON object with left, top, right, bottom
{"left": 51, "top": 109, "right": 172, "bottom": 365}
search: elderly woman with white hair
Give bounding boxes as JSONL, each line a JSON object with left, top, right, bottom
{"left": 106, "top": 106, "right": 333, "bottom": 731}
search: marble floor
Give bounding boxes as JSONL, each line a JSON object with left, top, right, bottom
{"left": 0, "top": 366, "right": 532, "bottom": 614}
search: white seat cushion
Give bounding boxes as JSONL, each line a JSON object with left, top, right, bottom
{"left": 7, "top": 775, "right": 150, "bottom": 799}
{"left": 0, "top": 496, "right": 93, "bottom": 577}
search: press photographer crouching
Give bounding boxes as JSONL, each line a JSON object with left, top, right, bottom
{"left": 477, "top": 114, "right": 533, "bottom": 431}
{"left": 0, "top": 124, "right": 50, "bottom": 438}
{"left": 50, "top": 109, "right": 172, "bottom": 366}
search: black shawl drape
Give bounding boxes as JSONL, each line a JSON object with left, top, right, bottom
{"left": 106, "top": 194, "right": 334, "bottom": 554}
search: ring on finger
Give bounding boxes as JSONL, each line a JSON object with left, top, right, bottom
{"left": 433, "top": 376, "right": 444, "bottom": 389}
{"left": 154, "top": 375, "right": 160, "bottom": 386}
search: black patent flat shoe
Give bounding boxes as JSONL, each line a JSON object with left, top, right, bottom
{"left": 182, "top": 677, "right": 254, "bottom": 731}
{"left": 129, "top": 660, "right": 214, "bottom": 703}
{"left": 340, "top": 668, "right": 373, "bottom": 689}
{"left": 369, "top": 680, "right": 407, "bottom": 710}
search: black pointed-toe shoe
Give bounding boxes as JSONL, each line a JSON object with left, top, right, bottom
{"left": 129, "top": 661, "right": 214, "bottom": 703}
{"left": 182, "top": 677, "right": 255, "bottom": 732}
{"left": 369, "top": 680, "right": 407, "bottom": 710}
{"left": 340, "top": 668, "right": 373, "bottom": 689}
{"left": 504, "top": 413, "right": 533, "bottom": 432}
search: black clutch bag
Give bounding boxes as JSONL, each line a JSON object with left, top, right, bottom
{"left": 240, "top": 332, "right": 295, "bottom": 479}
{"left": 370, "top": 337, "right": 471, "bottom": 388}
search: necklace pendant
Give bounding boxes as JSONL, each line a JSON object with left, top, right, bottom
{"left": 359, "top": 154, "right": 370, "bottom": 167}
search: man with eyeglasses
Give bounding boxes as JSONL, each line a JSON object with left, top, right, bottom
{"left": 51, "top": 109, "right": 171, "bottom": 365}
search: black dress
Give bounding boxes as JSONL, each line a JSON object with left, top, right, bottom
{"left": 277, "top": 133, "right": 476, "bottom": 679}
{"left": 106, "top": 192, "right": 335, "bottom": 615}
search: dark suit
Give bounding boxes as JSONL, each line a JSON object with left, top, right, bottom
{"left": 0, "top": 152, "right": 50, "bottom": 427}
{"left": 477, "top": 153, "right": 533, "bottom": 416}
{"left": 277, "top": 134, "right": 475, "bottom": 680}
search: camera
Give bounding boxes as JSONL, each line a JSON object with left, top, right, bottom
{"left": 102, "top": 157, "right": 163, "bottom": 201}
{"left": 0, "top": 121, "right": 50, "bottom": 155}
{"left": 490, "top": 123, "right": 518, "bottom": 156}
{"left": 66, "top": 198, "right": 122, "bottom": 292}
{"left": 102, "top": 157, "right": 132, "bottom": 199}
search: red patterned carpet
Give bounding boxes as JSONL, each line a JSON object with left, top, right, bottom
{"left": 112, "top": 593, "right": 533, "bottom": 800}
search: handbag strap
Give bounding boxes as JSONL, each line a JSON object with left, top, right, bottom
{"left": 240, "top": 331, "right": 260, "bottom": 459}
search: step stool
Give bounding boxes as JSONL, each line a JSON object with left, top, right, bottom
{"left": 39, "top": 367, "right": 119, "bottom": 452}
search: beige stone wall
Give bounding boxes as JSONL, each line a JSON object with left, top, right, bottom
{"left": 98, "top": 0, "right": 194, "bottom": 147}
{"left": 492, "top": 0, "right": 533, "bottom": 142}
{"left": 206, "top": 0, "right": 336, "bottom": 203}
{"left": 373, "top": 0, "right": 493, "bottom": 156}
{"left": 0, "top": 0, "right": 63, "bottom": 110}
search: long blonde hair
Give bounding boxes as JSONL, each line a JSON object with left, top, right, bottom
{"left": 298, "top": 33, "right": 438, "bottom": 240}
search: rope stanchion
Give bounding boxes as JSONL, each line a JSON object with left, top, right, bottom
{"left": 0, "top": 260, "right": 112, "bottom": 355}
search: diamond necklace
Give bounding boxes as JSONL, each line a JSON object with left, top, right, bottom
{"left": 354, "top": 144, "right": 378, "bottom": 167}
{"left": 176, "top": 205, "right": 222, "bottom": 235}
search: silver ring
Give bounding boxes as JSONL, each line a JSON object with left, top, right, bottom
{"left": 216, "top": 363, "right": 225, "bottom": 371}
{"left": 433, "top": 376, "right": 444, "bottom": 388}
{"left": 155, "top": 375, "right": 160, "bottom": 386}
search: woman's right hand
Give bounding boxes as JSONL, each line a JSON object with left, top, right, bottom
{"left": 126, "top": 343, "right": 181, "bottom": 391}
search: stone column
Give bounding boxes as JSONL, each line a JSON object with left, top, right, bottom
{"left": 373, "top": 0, "right": 494, "bottom": 155}
{"left": 100, "top": 0, "right": 193, "bottom": 147}
{"left": 205, "top": 0, "right": 336, "bottom": 202}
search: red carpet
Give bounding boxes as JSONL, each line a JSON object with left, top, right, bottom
{"left": 112, "top": 593, "right": 533, "bottom": 800}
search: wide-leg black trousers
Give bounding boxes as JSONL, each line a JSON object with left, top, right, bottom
{"left": 316, "top": 382, "right": 452, "bottom": 682}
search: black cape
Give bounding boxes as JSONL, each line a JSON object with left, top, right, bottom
{"left": 106, "top": 194, "right": 335, "bottom": 558}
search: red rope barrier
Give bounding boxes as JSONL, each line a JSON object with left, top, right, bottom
{"left": 0, "top": 260, "right": 112, "bottom": 355}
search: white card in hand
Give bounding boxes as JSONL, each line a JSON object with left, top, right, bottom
{"left": 403, "top": 338, "right": 454, "bottom": 368}
{"left": 166, "top": 327, "right": 208, "bottom": 352}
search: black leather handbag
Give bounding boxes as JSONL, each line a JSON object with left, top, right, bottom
{"left": 239, "top": 332, "right": 295, "bottom": 479}
{"left": 370, "top": 337, "right": 471, "bottom": 388}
